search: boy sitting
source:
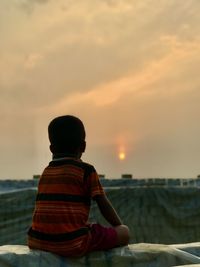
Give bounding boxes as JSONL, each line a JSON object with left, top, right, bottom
{"left": 28, "top": 115, "right": 130, "bottom": 257}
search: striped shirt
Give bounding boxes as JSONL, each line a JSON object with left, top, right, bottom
{"left": 28, "top": 158, "right": 105, "bottom": 256}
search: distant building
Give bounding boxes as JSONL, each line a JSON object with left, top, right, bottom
{"left": 33, "top": 175, "right": 40, "bottom": 179}
{"left": 121, "top": 174, "right": 132, "bottom": 179}
{"left": 99, "top": 174, "right": 106, "bottom": 179}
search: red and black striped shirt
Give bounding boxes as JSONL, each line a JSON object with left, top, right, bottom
{"left": 28, "top": 158, "right": 105, "bottom": 256}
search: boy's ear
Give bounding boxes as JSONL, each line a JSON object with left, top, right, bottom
{"left": 81, "top": 141, "right": 86, "bottom": 153}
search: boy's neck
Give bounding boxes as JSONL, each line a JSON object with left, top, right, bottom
{"left": 53, "top": 152, "right": 81, "bottom": 160}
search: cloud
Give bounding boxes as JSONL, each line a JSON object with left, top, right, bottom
{"left": 43, "top": 32, "right": 200, "bottom": 110}
{"left": 2, "top": 0, "right": 200, "bottom": 108}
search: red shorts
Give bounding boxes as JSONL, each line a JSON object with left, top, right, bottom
{"left": 87, "top": 223, "right": 118, "bottom": 252}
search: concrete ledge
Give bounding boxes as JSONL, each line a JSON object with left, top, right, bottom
{"left": 1, "top": 243, "right": 200, "bottom": 267}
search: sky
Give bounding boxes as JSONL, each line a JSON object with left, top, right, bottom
{"left": 1, "top": 0, "right": 200, "bottom": 179}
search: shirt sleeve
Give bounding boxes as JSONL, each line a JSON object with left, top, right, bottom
{"left": 87, "top": 169, "right": 105, "bottom": 199}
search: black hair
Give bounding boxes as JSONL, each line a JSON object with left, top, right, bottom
{"left": 48, "top": 115, "right": 86, "bottom": 154}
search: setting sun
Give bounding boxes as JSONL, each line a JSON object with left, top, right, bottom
{"left": 119, "top": 152, "right": 126, "bottom": 161}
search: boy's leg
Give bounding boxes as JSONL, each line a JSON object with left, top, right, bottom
{"left": 87, "top": 224, "right": 118, "bottom": 252}
{"left": 114, "top": 225, "right": 130, "bottom": 246}
{"left": 87, "top": 224, "right": 130, "bottom": 253}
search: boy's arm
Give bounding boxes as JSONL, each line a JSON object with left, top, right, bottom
{"left": 94, "top": 194, "right": 123, "bottom": 226}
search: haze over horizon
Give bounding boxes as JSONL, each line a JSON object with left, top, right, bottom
{"left": 1, "top": 0, "right": 200, "bottom": 179}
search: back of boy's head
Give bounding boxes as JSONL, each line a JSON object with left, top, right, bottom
{"left": 48, "top": 115, "right": 86, "bottom": 154}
